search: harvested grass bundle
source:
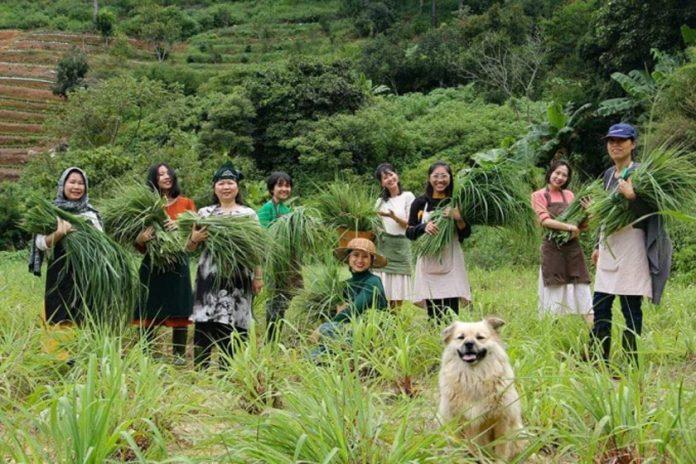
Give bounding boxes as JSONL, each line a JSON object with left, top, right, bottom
{"left": 178, "top": 211, "right": 267, "bottom": 288}
{"left": 23, "top": 196, "right": 136, "bottom": 321}
{"left": 265, "top": 206, "right": 325, "bottom": 292}
{"left": 289, "top": 257, "right": 348, "bottom": 322}
{"left": 410, "top": 205, "right": 457, "bottom": 258}
{"left": 544, "top": 181, "right": 601, "bottom": 246}
{"left": 101, "top": 183, "right": 185, "bottom": 269}
{"left": 314, "top": 181, "right": 379, "bottom": 232}
{"left": 413, "top": 158, "right": 534, "bottom": 258}
{"left": 589, "top": 146, "right": 696, "bottom": 240}
{"left": 454, "top": 162, "right": 534, "bottom": 231}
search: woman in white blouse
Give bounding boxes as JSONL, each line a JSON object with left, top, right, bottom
{"left": 373, "top": 163, "right": 415, "bottom": 306}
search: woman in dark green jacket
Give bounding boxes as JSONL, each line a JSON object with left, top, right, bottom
{"left": 310, "top": 238, "right": 387, "bottom": 355}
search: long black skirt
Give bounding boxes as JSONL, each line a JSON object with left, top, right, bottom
{"left": 135, "top": 256, "right": 193, "bottom": 325}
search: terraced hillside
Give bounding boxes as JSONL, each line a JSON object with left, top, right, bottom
{"left": 0, "top": 30, "right": 89, "bottom": 180}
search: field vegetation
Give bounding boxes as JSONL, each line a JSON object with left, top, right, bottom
{"left": 0, "top": 1, "right": 695, "bottom": 461}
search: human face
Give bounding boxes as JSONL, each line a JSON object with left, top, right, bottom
{"left": 548, "top": 165, "right": 569, "bottom": 191}
{"left": 63, "top": 172, "right": 85, "bottom": 201}
{"left": 157, "top": 165, "right": 173, "bottom": 192}
{"left": 606, "top": 137, "right": 636, "bottom": 164}
{"left": 348, "top": 249, "right": 371, "bottom": 273}
{"left": 214, "top": 179, "right": 239, "bottom": 204}
{"left": 272, "top": 179, "right": 292, "bottom": 203}
{"left": 380, "top": 170, "right": 399, "bottom": 193}
{"left": 429, "top": 166, "right": 450, "bottom": 195}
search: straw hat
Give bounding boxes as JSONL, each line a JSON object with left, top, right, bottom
{"left": 334, "top": 237, "right": 387, "bottom": 268}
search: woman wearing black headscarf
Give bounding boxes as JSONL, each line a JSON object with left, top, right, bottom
{"left": 28, "top": 167, "right": 102, "bottom": 325}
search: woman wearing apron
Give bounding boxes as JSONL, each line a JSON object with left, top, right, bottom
{"left": 373, "top": 163, "right": 415, "bottom": 307}
{"left": 531, "top": 160, "right": 592, "bottom": 322}
{"left": 406, "top": 161, "right": 472, "bottom": 320}
{"left": 589, "top": 123, "right": 672, "bottom": 365}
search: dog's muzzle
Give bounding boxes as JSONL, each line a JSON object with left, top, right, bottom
{"left": 457, "top": 342, "right": 486, "bottom": 363}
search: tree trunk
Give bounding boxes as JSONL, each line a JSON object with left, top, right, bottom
{"left": 93, "top": 0, "right": 99, "bottom": 23}
{"left": 431, "top": 0, "right": 436, "bottom": 28}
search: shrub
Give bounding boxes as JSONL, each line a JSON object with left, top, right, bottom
{"left": 52, "top": 49, "right": 89, "bottom": 98}
{"left": 0, "top": 182, "right": 29, "bottom": 250}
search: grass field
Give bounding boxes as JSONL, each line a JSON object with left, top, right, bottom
{"left": 0, "top": 251, "right": 693, "bottom": 462}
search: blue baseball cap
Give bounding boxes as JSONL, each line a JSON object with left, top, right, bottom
{"left": 604, "top": 123, "right": 637, "bottom": 139}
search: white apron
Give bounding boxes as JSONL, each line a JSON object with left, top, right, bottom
{"left": 594, "top": 226, "right": 652, "bottom": 298}
{"left": 413, "top": 209, "right": 472, "bottom": 302}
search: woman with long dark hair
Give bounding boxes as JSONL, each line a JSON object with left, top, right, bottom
{"left": 531, "top": 159, "right": 592, "bottom": 321}
{"left": 135, "top": 163, "right": 196, "bottom": 364}
{"left": 406, "top": 161, "right": 472, "bottom": 320}
{"left": 373, "top": 163, "right": 415, "bottom": 306}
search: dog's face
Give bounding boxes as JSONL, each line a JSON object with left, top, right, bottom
{"left": 441, "top": 318, "right": 505, "bottom": 365}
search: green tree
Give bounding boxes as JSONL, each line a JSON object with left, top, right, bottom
{"left": 128, "top": 5, "right": 198, "bottom": 62}
{"left": 199, "top": 92, "right": 256, "bottom": 157}
{"left": 51, "top": 49, "right": 89, "bottom": 98}
{"left": 95, "top": 9, "right": 115, "bottom": 45}
{"left": 48, "top": 75, "right": 173, "bottom": 148}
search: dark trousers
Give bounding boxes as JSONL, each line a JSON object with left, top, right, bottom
{"left": 426, "top": 298, "right": 459, "bottom": 320}
{"left": 142, "top": 326, "right": 188, "bottom": 357}
{"left": 590, "top": 291, "right": 643, "bottom": 363}
{"left": 193, "top": 321, "right": 248, "bottom": 368}
{"left": 265, "top": 292, "right": 290, "bottom": 343}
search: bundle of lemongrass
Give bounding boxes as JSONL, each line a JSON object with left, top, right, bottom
{"left": 410, "top": 205, "right": 457, "bottom": 258}
{"left": 265, "top": 206, "right": 325, "bottom": 293}
{"left": 101, "top": 183, "right": 185, "bottom": 269}
{"left": 178, "top": 211, "right": 268, "bottom": 288}
{"left": 589, "top": 145, "right": 696, "bottom": 240}
{"left": 23, "top": 196, "right": 137, "bottom": 321}
{"left": 314, "top": 181, "right": 379, "bottom": 232}
{"left": 289, "top": 257, "right": 348, "bottom": 321}
{"left": 544, "top": 181, "right": 601, "bottom": 246}
{"left": 412, "top": 159, "right": 533, "bottom": 258}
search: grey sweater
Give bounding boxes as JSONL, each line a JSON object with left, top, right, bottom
{"left": 602, "top": 165, "right": 673, "bottom": 305}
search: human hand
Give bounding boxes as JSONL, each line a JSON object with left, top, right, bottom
{"left": 252, "top": 277, "right": 264, "bottom": 295}
{"left": 54, "top": 218, "right": 74, "bottom": 241}
{"left": 164, "top": 219, "right": 178, "bottom": 231}
{"left": 617, "top": 178, "right": 636, "bottom": 200}
{"left": 591, "top": 249, "right": 599, "bottom": 266}
{"left": 136, "top": 226, "right": 155, "bottom": 245}
{"left": 568, "top": 224, "right": 580, "bottom": 239}
{"left": 336, "top": 303, "right": 348, "bottom": 314}
{"left": 189, "top": 225, "right": 208, "bottom": 245}
{"left": 425, "top": 221, "right": 439, "bottom": 236}
{"left": 580, "top": 197, "right": 591, "bottom": 210}
{"left": 449, "top": 206, "right": 463, "bottom": 221}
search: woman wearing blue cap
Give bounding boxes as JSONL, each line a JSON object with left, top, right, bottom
{"left": 589, "top": 123, "right": 672, "bottom": 366}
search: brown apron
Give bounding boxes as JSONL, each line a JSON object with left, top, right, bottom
{"left": 540, "top": 189, "right": 591, "bottom": 286}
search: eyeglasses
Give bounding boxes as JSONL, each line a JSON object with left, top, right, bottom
{"left": 430, "top": 174, "right": 449, "bottom": 180}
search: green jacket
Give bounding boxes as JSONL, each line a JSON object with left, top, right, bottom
{"left": 332, "top": 270, "right": 387, "bottom": 323}
{"left": 257, "top": 200, "right": 292, "bottom": 228}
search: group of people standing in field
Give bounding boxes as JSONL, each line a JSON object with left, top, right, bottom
{"left": 30, "top": 122, "right": 670, "bottom": 368}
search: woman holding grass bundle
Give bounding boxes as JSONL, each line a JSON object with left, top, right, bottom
{"left": 374, "top": 163, "right": 415, "bottom": 306}
{"left": 531, "top": 160, "right": 593, "bottom": 321}
{"left": 28, "top": 167, "right": 102, "bottom": 326}
{"left": 589, "top": 123, "right": 672, "bottom": 365}
{"left": 187, "top": 163, "right": 264, "bottom": 368}
{"left": 258, "top": 171, "right": 293, "bottom": 342}
{"left": 134, "top": 163, "right": 196, "bottom": 363}
{"left": 406, "top": 161, "right": 472, "bottom": 320}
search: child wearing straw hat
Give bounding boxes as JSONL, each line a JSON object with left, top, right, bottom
{"left": 309, "top": 237, "right": 388, "bottom": 350}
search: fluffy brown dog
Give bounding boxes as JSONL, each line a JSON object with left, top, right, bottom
{"left": 438, "top": 317, "right": 524, "bottom": 460}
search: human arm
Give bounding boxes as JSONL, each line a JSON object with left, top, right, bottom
{"left": 39, "top": 218, "right": 74, "bottom": 249}
{"left": 252, "top": 266, "right": 264, "bottom": 295}
{"left": 405, "top": 197, "right": 427, "bottom": 240}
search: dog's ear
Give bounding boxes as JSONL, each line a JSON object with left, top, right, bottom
{"left": 441, "top": 324, "right": 456, "bottom": 344}
{"left": 485, "top": 317, "right": 505, "bottom": 332}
